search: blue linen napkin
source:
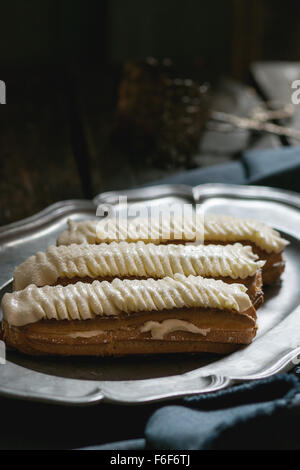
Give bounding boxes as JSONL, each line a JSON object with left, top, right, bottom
{"left": 81, "top": 374, "right": 300, "bottom": 450}
{"left": 81, "top": 146, "right": 300, "bottom": 450}
{"left": 147, "top": 146, "right": 300, "bottom": 191}
{"left": 145, "top": 375, "right": 300, "bottom": 450}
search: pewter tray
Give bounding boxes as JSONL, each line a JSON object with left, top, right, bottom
{"left": 0, "top": 183, "right": 300, "bottom": 405}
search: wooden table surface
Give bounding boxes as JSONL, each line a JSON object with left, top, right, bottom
{"left": 1, "top": 62, "right": 295, "bottom": 227}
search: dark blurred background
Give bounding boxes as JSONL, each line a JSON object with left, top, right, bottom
{"left": 2, "top": 0, "right": 300, "bottom": 79}
{"left": 1, "top": 0, "right": 300, "bottom": 224}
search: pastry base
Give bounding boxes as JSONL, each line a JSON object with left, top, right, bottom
{"left": 2, "top": 306, "right": 257, "bottom": 356}
{"left": 214, "top": 271, "right": 263, "bottom": 309}
{"left": 56, "top": 232, "right": 285, "bottom": 285}
{"left": 204, "top": 240, "right": 285, "bottom": 285}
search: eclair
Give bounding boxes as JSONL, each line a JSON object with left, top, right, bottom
{"left": 13, "top": 242, "right": 265, "bottom": 308}
{"left": 1, "top": 274, "right": 257, "bottom": 356}
{"left": 57, "top": 215, "right": 288, "bottom": 284}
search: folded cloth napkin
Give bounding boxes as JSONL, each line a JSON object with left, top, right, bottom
{"left": 144, "top": 375, "right": 300, "bottom": 450}
{"left": 81, "top": 373, "right": 300, "bottom": 450}
{"left": 80, "top": 146, "right": 300, "bottom": 451}
{"left": 147, "top": 146, "right": 300, "bottom": 192}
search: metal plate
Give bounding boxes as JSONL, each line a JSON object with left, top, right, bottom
{"left": 0, "top": 184, "right": 300, "bottom": 405}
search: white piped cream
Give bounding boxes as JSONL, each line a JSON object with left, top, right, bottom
{"left": 57, "top": 215, "right": 288, "bottom": 254}
{"left": 13, "top": 241, "right": 265, "bottom": 290}
{"left": 2, "top": 274, "right": 252, "bottom": 327}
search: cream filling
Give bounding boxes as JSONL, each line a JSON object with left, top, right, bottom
{"left": 141, "top": 319, "right": 211, "bottom": 340}
{"left": 57, "top": 215, "right": 288, "bottom": 254}
{"left": 2, "top": 274, "right": 252, "bottom": 327}
{"left": 13, "top": 241, "right": 265, "bottom": 290}
{"left": 68, "top": 330, "right": 104, "bottom": 339}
